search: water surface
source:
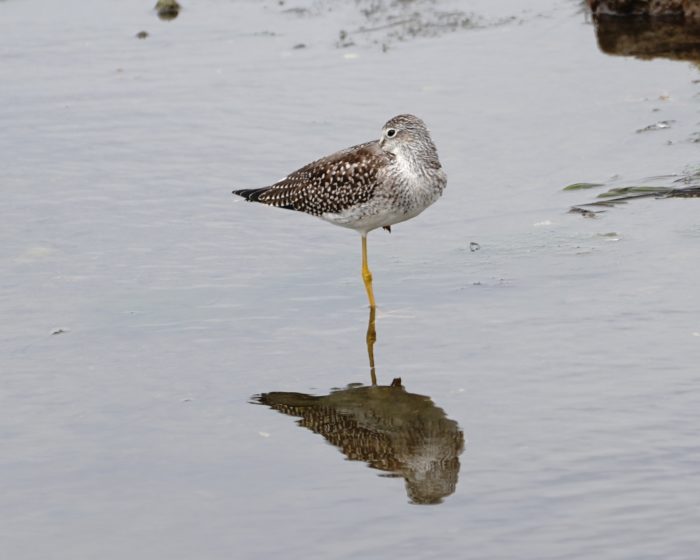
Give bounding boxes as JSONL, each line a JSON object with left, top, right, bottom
{"left": 2, "top": 1, "right": 700, "bottom": 559}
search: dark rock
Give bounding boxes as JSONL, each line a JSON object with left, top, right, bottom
{"left": 155, "top": 0, "right": 181, "bottom": 21}
{"left": 593, "top": 16, "right": 700, "bottom": 61}
{"left": 588, "top": 0, "right": 700, "bottom": 19}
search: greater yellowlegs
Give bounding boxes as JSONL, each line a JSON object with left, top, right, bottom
{"left": 233, "top": 114, "right": 446, "bottom": 308}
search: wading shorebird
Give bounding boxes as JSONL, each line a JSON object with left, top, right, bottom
{"left": 232, "top": 114, "right": 446, "bottom": 308}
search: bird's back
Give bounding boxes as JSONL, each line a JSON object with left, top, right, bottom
{"left": 233, "top": 140, "right": 391, "bottom": 217}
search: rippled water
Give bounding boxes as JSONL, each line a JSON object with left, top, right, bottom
{"left": 2, "top": 0, "right": 700, "bottom": 559}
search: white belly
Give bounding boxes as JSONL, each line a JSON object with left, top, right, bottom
{"left": 321, "top": 204, "right": 425, "bottom": 234}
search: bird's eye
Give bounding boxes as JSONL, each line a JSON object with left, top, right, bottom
{"left": 385, "top": 128, "right": 397, "bottom": 138}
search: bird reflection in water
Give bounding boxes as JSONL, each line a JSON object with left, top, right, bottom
{"left": 253, "top": 308, "right": 465, "bottom": 505}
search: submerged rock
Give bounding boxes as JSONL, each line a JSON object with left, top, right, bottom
{"left": 155, "top": 0, "right": 181, "bottom": 21}
{"left": 277, "top": 0, "right": 496, "bottom": 50}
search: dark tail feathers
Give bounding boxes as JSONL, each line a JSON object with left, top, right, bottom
{"left": 232, "top": 187, "right": 270, "bottom": 202}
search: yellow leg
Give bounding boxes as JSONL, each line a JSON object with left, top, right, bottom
{"left": 361, "top": 234, "right": 376, "bottom": 309}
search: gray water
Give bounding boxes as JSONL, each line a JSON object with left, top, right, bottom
{"left": 2, "top": 1, "right": 700, "bottom": 559}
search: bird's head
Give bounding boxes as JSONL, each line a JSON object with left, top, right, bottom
{"left": 379, "top": 114, "right": 440, "bottom": 168}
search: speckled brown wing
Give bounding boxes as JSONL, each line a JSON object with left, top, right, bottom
{"left": 233, "top": 141, "right": 389, "bottom": 216}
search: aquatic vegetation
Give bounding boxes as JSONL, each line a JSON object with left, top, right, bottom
{"left": 562, "top": 182, "right": 605, "bottom": 191}
{"left": 566, "top": 168, "right": 700, "bottom": 213}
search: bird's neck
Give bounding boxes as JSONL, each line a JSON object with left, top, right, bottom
{"left": 394, "top": 145, "right": 441, "bottom": 177}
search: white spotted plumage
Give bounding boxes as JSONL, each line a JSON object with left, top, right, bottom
{"left": 233, "top": 114, "right": 446, "bottom": 236}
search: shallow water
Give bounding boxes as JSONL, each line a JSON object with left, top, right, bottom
{"left": 2, "top": 1, "right": 700, "bottom": 559}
